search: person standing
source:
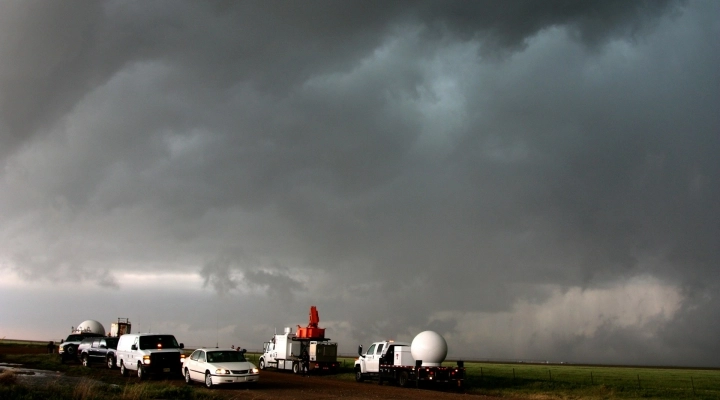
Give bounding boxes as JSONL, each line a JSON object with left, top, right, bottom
{"left": 301, "top": 350, "right": 309, "bottom": 377}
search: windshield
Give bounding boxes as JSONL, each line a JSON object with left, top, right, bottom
{"left": 138, "top": 335, "right": 180, "bottom": 350}
{"left": 206, "top": 351, "right": 247, "bottom": 363}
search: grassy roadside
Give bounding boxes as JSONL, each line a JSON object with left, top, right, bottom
{"left": 0, "top": 350, "right": 221, "bottom": 400}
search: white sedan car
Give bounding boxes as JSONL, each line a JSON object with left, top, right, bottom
{"left": 183, "top": 348, "right": 259, "bottom": 388}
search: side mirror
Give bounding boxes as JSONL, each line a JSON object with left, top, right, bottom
{"left": 357, "top": 345, "right": 363, "bottom": 357}
{"left": 131, "top": 344, "right": 137, "bottom": 350}
{"left": 180, "top": 343, "right": 184, "bottom": 349}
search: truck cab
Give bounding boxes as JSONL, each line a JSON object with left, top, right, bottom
{"left": 354, "top": 341, "right": 411, "bottom": 380}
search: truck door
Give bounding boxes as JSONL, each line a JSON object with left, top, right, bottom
{"left": 364, "top": 343, "right": 382, "bottom": 372}
{"left": 370, "top": 343, "right": 385, "bottom": 371}
{"left": 266, "top": 339, "right": 276, "bottom": 363}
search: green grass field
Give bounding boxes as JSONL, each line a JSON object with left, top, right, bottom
{"left": 329, "top": 355, "right": 720, "bottom": 399}
{"left": 459, "top": 361, "right": 720, "bottom": 399}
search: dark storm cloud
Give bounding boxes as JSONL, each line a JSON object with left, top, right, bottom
{"left": 1, "top": 0, "right": 718, "bottom": 367}
{"left": 0, "top": 0, "right": 682, "bottom": 157}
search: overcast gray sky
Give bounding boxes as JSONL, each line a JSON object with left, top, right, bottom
{"left": 1, "top": 0, "right": 718, "bottom": 367}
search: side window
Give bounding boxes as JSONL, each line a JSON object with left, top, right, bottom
{"left": 198, "top": 351, "right": 206, "bottom": 363}
{"left": 190, "top": 350, "right": 201, "bottom": 361}
{"left": 376, "top": 343, "right": 384, "bottom": 355}
{"left": 99, "top": 339, "right": 106, "bottom": 348}
{"left": 366, "top": 344, "right": 376, "bottom": 356}
{"left": 133, "top": 337, "right": 139, "bottom": 349}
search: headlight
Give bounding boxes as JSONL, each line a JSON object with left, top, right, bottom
{"left": 252, "top": 368, "right": 259, "bottom": 374}
{"left": 215, "top": 369, "right": 230, "bottom": 374}
{"left": 143, "top": 355, "right": 151, "bottom": 364}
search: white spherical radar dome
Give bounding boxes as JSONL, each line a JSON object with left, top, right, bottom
{"left": 76, "top": 320, "right": 106, "bottom": 335}
{"left": 410, "top": 330, "right": 448, "bottom": 366}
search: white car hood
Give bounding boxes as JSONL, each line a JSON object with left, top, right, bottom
{"left": 209, "top": 361, "right": 256, "bottom": 371}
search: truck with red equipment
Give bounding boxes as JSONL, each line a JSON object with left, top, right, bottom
{"left": 354, "top": 330, "right": 465, "bottom": 389}
{"left": 258, "top": 306, "right": 339, "bottom": 374}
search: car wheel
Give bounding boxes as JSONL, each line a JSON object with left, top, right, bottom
{"left": 205, "top": 372, "right": 213, "bottom": 389}
{"left": 258, "top": 359, "right": 265, "bottom": 370}
{"left": 82, "top": 355, "right": 89, "bottom": 367}
{"left": 107, "top": 356, "right": 115, "bottom": 369}
{"left": 355, "top": 368, "right": 364, "bottom": 382}
{"left": 398, "top": 371, "right": 409, "bottom": 387}
{"left": 184, "top": 368, "right": 192, "bottom": 384}
{"left": 292, "top": 362, "right": 300, "bottom": 374}
{"left": 137, "top": 363, "right": 144, "bottom": 380}
{"left": 120, "top": 362, "right": 128, "bottom": 377}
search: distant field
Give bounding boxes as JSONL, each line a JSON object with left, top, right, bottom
{"left": 0, "top": 339, "right": 49, "bottom": 345}
{"left": 0, "top": 339, "right": 53, "bottom": 355}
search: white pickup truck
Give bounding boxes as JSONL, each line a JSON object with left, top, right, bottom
{"left": 355, "top": 332, "right": 464, "bottom": 389}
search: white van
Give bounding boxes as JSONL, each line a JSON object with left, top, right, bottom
{"left": 116, "top": 333, "right": 185, "bottom": 379}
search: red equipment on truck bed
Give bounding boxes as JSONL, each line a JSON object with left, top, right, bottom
{"left": 295, "top": 306, "right": 326, "bottom": 339}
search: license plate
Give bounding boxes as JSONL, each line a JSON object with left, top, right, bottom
{"left": 163, "top": 368, "right": 170, "bottom": 372}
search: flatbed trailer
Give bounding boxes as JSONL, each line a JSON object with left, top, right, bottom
{"left": 379, "top": 362, "right": 465, "bottom": 388}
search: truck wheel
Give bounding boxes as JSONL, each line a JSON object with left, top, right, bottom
{"left": 205, "top": 372, "right": 213, "bottom": 388}
{"left": 355, "top": 368, "right": 364, "bottom": 382}
{"left": 107, "top": 356, "right": 115, "bottom": 369}
{"left": 82, "top": 355, "right": 90, "bottom": 367}
{"left": 292, "top": 362, "right": 300, "bottom": 374}
{"left": 258, "top": 359, "right": 265, "bottom": 370}
{"left": 184, "top": 368, "right": 192, "bottom": 384}
{"left": 67, "top": 346, "right": 76, "bottom": 356}
{"left": 120, "top": 362, "right": 128, "bottom": 377}
{"left": 137, "top": 363, "right": 144, "bottom": 380}
{"left": 398, "top": 371, "right": 409, "bottom": 388}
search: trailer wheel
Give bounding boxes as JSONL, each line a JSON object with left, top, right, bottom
{"left": 259, "top": 359, "right": 265, "bottom": 370}
{"left": 398, "top": 371, "right": 409, "bottom": 387}
{"left": 354, "top": 368, "right": 364, "bottom": 382}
